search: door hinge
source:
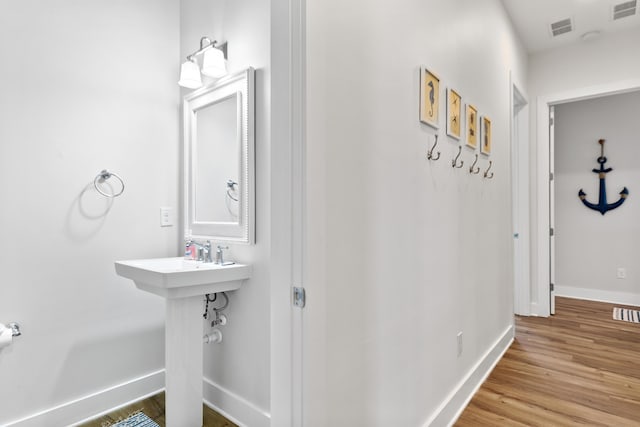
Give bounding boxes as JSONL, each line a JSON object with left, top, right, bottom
{"left": 550, "top": 283, "right": 555, "bottom": 291}
{"left": 550, "top": 172, "right": 554, "bottom": 181}
{"left": 550, "top": 117, "right": 554, "bottom": 126}
{"left": 293, "top": 287, "right": 306, "bottom": 308}
{"left": 550, "top": 227, "right": 554, "bottom": 236}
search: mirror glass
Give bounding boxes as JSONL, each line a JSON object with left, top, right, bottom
{"left": 184, "top": 68, "right": 254, "bottom": 244}
{"left": 194, "top": 93, "right": 239, "bottom": 223}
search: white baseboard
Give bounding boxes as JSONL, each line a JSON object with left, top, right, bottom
{"left": 203, "top": 377, "right": 270, "bottom": 427}
{"left": 556, "top": 285, "right": 640, "bottom": 307}
{"left": 2, "top": 371, "right": 271, "bottom": 427}
{"left": 3, "top": 370, "right": 165, "bottom": 427}
{"left": 423, "top": 324, "right": 515, "bottom": 427}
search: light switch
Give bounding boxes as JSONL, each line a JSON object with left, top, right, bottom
{"left": 160, "top": 207, "right": 173, "bottom": 227}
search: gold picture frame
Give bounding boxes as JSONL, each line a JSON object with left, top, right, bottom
{"left": 466, "top": 104, "right": 478, "bottom": 149}
{"left": 446, "top": 88, "right": 462, "bottom": 140}
{"left": 480, "top": 115, "right": 492, "bottom": 155}
{"left": 419, "top": 67, "right": 440, "bottom": 129}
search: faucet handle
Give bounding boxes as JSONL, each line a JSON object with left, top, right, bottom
{"left": 203, "top": 245, "right": 212, "bottom": 263}
{"left": 215, "top": 245, "right": 229, "bottom": 264}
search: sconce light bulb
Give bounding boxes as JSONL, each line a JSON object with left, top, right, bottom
{"left": 201, "top": 47, "right": 227, "bottom": 78}
{"left": 178, "top": 60, "right": 203, "bottom": 89}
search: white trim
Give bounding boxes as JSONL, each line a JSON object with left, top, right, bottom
{"left": 556, "top": 285, "right": 640, "bottom": 307}
{"left": 290, "top": 0, "right": 306, "bottom": 420}
{"left": 270, "top": 0, "right": 304, "bottom": 425}
{"left": 549, "top": 106, "right": 556, "bottom": 316}
{"left": 533, "top": 78, "right": 640, "bottom": 318}
{"left": 535, "top": 96, "right": 551, "bottom": 317}
{"left": 183, "top": 68, "right": 255, "bottom": 244}
{"left": 4, "top": 370, "right": 164, "bottom": 427}
{"left": 203, "top": 377, "right": 271, "bottom": 427}
{"left": 510, "top": 71, "right": 531, "bottom": 316}
{"left": 422, "top": 325, "right": 514, "bottom": 427}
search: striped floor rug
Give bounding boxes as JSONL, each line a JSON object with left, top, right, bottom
{"left": 112, "top": 412, "right": 159, "bottom": 427}
{"left": 613, "top": 307, "right": 640, "bottom": 323}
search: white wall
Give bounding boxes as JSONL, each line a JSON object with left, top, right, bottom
{"left": 528, "top": 27, "right": 640, "bottom": 313}
{"left": 554, "top": 91, "right": 640, "bottom": 304}
{"left": 529, "top": 27, "right": 640, "bottom": 97}
{"left": 180, "top": 1, "right": 271, "bottom": 425}
{"left": 304, "top": 0, "right": 527, "bottom": 425}
{"left": 0, "top": 0, "right": 179, "bottom": 425}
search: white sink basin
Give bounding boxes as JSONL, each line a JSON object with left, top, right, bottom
{"left": 115, "top": 257, "right": 251, "bottom": 298}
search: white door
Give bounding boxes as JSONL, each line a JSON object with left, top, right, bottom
{"left": 512, "top": 83, "right": 530, "bottom": 315}
{"left": 549, "top": 106, "right": 556, "bottom": 315}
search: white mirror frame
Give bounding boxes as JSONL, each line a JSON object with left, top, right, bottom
{"left": 183, "top": 67, "right": 255, "bottom": 244}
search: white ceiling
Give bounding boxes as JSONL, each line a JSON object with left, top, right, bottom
{"left": 501, "top": 0, "right": 640, "bottom": 53}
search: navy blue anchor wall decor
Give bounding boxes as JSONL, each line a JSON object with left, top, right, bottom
{"left": 578, "top": 139, "right": 629, "bottom": 215}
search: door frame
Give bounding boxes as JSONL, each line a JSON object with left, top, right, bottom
{"left": 511, "top": 74, "right": 531, "bottom": 316}
{"left": 533, "top": 79, "right": 640, "bottom": 317}
{"left": 270, "top": 0, "right": 305, "bottom": 425}
{"left": 549, "top": 106, "right": 555, "bottom": 315}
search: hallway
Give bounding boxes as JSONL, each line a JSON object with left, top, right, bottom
{"left": 456, "top": 297, "right": 640, "bottom": 426}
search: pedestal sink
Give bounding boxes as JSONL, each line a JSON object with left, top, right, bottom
{"left": 115, "top": 257, "right": 251, "bottom": 427}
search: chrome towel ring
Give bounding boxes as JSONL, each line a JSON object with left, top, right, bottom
{"left": 94, "top": 169, "right": 125, "bottom": 198}
{"left": 226, "top": 179, "right": 239, "bottom": 202}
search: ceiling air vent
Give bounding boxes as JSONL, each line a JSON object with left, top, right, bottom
{"left": 550, "top": 18, "right": 573, "bottom": 37}
{"left": 613, "top": 0, "right": 637, "bottom": 20}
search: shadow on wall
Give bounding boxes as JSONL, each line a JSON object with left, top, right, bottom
{"left": 64, "top": 182, "right": 115, "bottom": 242}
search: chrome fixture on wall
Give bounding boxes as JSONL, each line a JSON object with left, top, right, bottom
{"left": 0, "top": 322, "right": 21, "bottom": 350}
{"left": 94, "top": 169, "right": 125, "bottom": 198}
{"left": 226, "top": 179, "right": 239, "bottom": 202}
{"left": 178, "top": 36, "right": 228, "bottom": 89}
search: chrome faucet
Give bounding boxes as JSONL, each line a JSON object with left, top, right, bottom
{"left": 215, "top": 245, "right": 229, "bottom": 265}
{"left": 202, "top": 241, "right": 212, "bottom": 263}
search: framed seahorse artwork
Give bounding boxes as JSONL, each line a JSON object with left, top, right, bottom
{"left": 446, "top": 88, "right": 462, "bottom": 140}
{"left": 480, "top": 115, "right": 492, "bottom": 155}
{"left": 466, "top": 104, "right": 478, "bottom": 149}
{"left": 419, "top": 67, "right": 440, "bottom": 129}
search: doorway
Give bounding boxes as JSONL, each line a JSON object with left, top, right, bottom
{"left": 534, "top": 79, "right": 640, "bottom": 317}
{"left": 511, "top": 81, "right": 530, "bottom": 316}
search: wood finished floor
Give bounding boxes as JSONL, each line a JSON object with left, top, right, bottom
{"left": 456, "top": 297, "right": 640, "bottom": 426}
{"left": 78, "top": 392, "right": 237, "bottom": 427}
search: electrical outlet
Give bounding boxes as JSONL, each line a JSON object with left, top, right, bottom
{"left": 457, "top": 332, "right": 463, "bottom": 357}
{"left": 617, "top": 267, "right": 626, "bottom": 279}
{"left": 160, "top": 207, "right": 173, "bottom": 227}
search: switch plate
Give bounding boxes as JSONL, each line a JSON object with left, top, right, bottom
{"left": 617, "top": 267, "right": 626, "bottom": 279}
{"left": 160, "top": 207, "right": 173, "bottom": 227}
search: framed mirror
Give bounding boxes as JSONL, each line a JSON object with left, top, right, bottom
{"left": 183, "top": 67, "right": 255, "bottom": 244}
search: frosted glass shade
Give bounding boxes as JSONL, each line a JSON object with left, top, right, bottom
{"left": 178, "top": 60, "right": 202, "bottom": 89}
{"left": 201, "top": 48, "right": 227, "bottom": 78}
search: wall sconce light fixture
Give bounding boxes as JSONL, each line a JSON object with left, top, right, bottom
{"left": 178, "top": 36, "right": 228, "bottom": 89}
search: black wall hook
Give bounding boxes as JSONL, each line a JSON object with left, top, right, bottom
{"left": 427, "top": 134, "right": 440, "bottom": 160}
{"left": 483, "top": 160, "right": 494, "bottom": 179}
{"left": 469, "top": 154, "right": 480, "bottom": 174}
{"left": 452, "top": 146, "right": 464, "bottom": 168}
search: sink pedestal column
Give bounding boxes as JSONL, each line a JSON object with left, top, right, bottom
{"left": 166, "top": 296, "right": 203, "bottom": 427}
{"left": 114, "top": 258, "right": 251, "bottom": 426}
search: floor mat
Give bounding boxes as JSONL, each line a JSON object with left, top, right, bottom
{"left": 613, "top": 307, "right": 640, "bottom": 323}
{"left": 112, "top": 412, "right": 160, "bottom": 427}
